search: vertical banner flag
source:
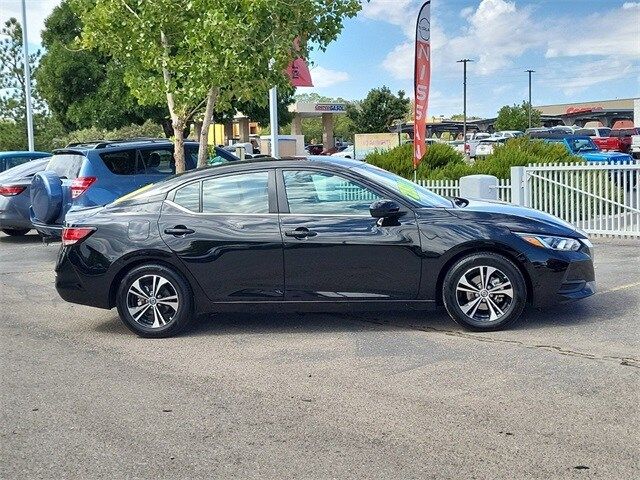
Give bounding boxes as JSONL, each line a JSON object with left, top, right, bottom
{"left": 286, "top": 37, "right": 314, "bottom": 87}
{"left": 413, "top": 1, "right": 431, "bottom": 169}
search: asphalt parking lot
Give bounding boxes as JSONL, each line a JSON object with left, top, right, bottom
{"left": 1, "top": 232, "right": 638, "bottom": 479}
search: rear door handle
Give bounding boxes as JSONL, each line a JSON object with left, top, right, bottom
{"left": 284, "top": 227, "right": 317, "bottom": 239}
{"left": 164, "top": 226, "right": 195, "bottom": 236}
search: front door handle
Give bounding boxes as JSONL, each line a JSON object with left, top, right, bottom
{"left": 284, "top": 227, "right": 317, "bottom": 239}
{"left": 164, "top": 225, "right": 195, "bottom": 236}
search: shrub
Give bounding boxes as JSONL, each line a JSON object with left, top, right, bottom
{"left": 365, "top": 142, "right": 463, "bottom": 178}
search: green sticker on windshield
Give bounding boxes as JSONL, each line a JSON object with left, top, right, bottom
{"left": 397, "top": 181, "right": 420, "bottom": 200}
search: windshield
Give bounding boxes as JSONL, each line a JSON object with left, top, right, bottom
{"left": 352, "top": 164, "right": 452, "bottom": 207}
{"left": 567, "top": 137, "right": 598, "bottom": 152}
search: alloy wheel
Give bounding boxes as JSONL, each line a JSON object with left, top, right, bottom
{"left": 455, "top": 266, "right": 514, "bottom": 323}
{"left": 126, "top": 274, "right": 180, "bottom": 329}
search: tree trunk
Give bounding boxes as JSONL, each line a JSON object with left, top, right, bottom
{"left": 198, "top": 87, "right": 218, "bottom": 168}
{"left": 173, "top": 119, "right": 186, "bottom": 173}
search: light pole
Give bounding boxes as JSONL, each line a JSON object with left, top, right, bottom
{"left": 20, "top": 0, "right": 35, "bottom": 151}
{"left": 457, "top": 59, "right": 473, "bottom": 147}
{"left": 526, "top": 69, "right": 535, "bottom": 129}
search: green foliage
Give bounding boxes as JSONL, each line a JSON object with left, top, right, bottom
{"left": 494, "top": 102, "right": 541, "bottom": 131}
{"left": 53, "top": 121, "right": 165, "bottom": 149}
{"left": 36, "top": 2, "right": 167, "bottom": 132}
{"left": 365, "top": 143, "right": 464, "bottom": 179}
{"left": 346, "top": 86, "right": 410, "bottom": 134}
{"left": 364, "top": 138, "right": 582, "bottom": 181}
{"left": 73, "top": 0, "right": 362, "bottom": 171}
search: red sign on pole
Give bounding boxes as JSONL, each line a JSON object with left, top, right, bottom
{"left": 413, "top": 1, "right": 431, "bottom": 169}
{"left": 286, "top": 38, "right": 314, "bottom": 87}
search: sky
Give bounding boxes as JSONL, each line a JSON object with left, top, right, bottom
{"left": 2, "top": 0, "right": 639, "bottom": 118}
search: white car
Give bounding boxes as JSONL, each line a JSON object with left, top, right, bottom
{"left": 492, "top": 130, "right": 524, "bottom": 139}
{"left": 631, "top": 134, "right": 640, "bottom": 159}
{"left": 331, "top": 147, "right": 356, "bottom": 159}
{"left": 474, "top": 138, "right": 507, "bottom": 157}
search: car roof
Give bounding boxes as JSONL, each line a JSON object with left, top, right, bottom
{"left": 529, "top": 133, "right": 592, "bottom": 140}
{"left": 53, "top": 139, "right": 197, "bottom": 154}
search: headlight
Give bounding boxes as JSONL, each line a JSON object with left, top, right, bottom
{"left": 515, "top": 233, "right": 581, "bottom": 251}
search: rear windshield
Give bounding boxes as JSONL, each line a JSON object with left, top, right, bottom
{"left": 46, "top": 154, "right": 85, "bottom": 179}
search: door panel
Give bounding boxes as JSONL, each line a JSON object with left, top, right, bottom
{"left": 159, "top": 170, "right": 284, "bottom": 302}
{"left": 278, "top": 169, "right": 422, "bottom": 301}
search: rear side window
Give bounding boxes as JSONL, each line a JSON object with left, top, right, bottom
{"left": 138, "top": 148, "right": 175, "bottom": 175}
{"left": 202, "top": 172, "right": 269, "bottom": 214}
{"left": 100, "top": 150, "right": 138, "bottom": 175}
{"left": 173, "top": 182, "right": 200, "bottom": 212}
{"left": 46, "top": 154, "right": 85, "bottom": 179}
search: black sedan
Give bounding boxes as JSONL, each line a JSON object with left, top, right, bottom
{"left": 55, "top": 157, "right": 595, "bottom": 337}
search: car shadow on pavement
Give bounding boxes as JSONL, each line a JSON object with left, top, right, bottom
{"left": 0, "top": 233, "right": 45, "bottom": 244}
{"left": 93, "top": 291, "right": 630, "bottom": 338}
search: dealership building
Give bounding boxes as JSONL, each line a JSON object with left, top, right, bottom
{"left": 534, "top": 97, "right": 637, "bottom": 128}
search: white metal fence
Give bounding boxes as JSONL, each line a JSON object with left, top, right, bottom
{"left": 419, "top": 179, "right": 512, "bottom": 203}
{"left": 517, "top": 162, "right": 640, "bottom": 238}
{"left": 416, "top": 161, "right": 640, "bottom": 238}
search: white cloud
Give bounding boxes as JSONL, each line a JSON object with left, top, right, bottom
{"left": 541, "top": 59, "right": 638, "bottom": 96}
{"left": 545, "top": 3, "right": 640, "bottom": 58}
{"left": 361, "top": 0, "right": 418, "bottom": 38}
{"left": 309, "top": 66, "right": 350, "bottom": 88}
{"left": 0, "top": 0, "right": 61, "bottom": 45}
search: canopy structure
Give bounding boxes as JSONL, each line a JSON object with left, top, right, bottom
{"left": 288, "top": 102, "right": 347, "bottom": 147}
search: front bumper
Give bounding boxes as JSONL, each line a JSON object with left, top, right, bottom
{"left": 524, "top": 243, "right": 596, "bottom": 307}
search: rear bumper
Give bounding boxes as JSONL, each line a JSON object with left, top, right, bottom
{"left": 0, "top": 209, "right": 32, "bottom": 230}
{"left": 31, "top": 219, "right": 63, "bottom": 238}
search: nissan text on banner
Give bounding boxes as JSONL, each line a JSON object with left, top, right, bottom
{"left": 414, "top": 1, "right": 431, "bottom": 169}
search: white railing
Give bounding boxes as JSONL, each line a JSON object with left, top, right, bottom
{"left": 519, "top": 161, "right": 640, "bottom": 238}
{"left": 419, "top": 178, "right": 512, "bottom": 202}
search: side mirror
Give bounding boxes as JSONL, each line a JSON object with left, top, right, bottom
{"left": 369, "top": 199, "right": 405, "bottom": 219}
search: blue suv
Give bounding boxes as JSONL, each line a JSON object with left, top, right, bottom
{"left": 30, "top": 139, "right": 238, "bottom": 238}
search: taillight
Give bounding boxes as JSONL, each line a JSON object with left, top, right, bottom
{"left": 0, "top": 185, "right": 26, "bottom": 197}
{"left": 62, "top": 227, "right": 95, "bottom": 246}
{"left": 464, "top": 143, "right": 470, "bottom": 154}
{"left": 70, "top": 176, "right": 96, "bottom": 199}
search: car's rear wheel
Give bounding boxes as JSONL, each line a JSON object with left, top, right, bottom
{"left": 2, "top": 228, "right": 30, "bottom": 236}
{"left": 442, "top": 253, "right": 526, "bottom": 331}
{"left": 116, "top": 264, "right": 193, "bottom": 338}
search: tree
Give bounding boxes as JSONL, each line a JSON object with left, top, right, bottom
{"left": 74, "top": 0, "right": 362, "bottom": 171}
{"left": 36, "top": 1, "right": 168, "bottom": 133}
{"left": 0, "top": 18, "right": 65, "bottom": 151}
{"left": 346, "top": 86, "right": 410, "bottom": 134}
{"left": 494, "top": 102, "right": 541, "bottom": 131}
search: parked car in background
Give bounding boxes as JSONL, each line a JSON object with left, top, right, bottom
{"left": 574, "top": 127, "right": 620, "bottom": 152}
{"left": 531, "top": 133, "right": 634, "bottom": 163}
{"left": 465, "top": 133, "right": 491, "bottom": 157}
{"left": 630, "top": 130, "right": 640, "bottom": 159}
{"left": 449, "top": 140, "right": 466, "bottom": 155}
{"left": 607, "top": 128, "right": 638, "bottom": 154}
{"left": 56, "top": 157, "right": 595, "bottom": 337}
{"left": 29, "top": 139, "right": 238, "bottom": 239}
{"left": 0, "top": 151, "right": 50, "bottom": 173}
{"left": 492, "top": 131, "right": 524, "bottom": 139}
{"left": 474, "top": 138, "right": 507, "bottom": 157}
{"left": 0, "top": 157, "right": 50, "bottom": 236}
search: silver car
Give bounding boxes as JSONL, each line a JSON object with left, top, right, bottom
{"left": 0, "top": 157, "right": 50, "bottom": 236}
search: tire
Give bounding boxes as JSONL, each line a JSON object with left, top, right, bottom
{"left": 2, "top": 228, "right": 30, "bottom": 236}
{"left": 442, "top": 253, "right": 526, "bottom": 331}
{"left": 31, "top": 171, "right": 63, "bottom": 224}
{"left": 116, "top": 264, "right": 193, "bottom": 338}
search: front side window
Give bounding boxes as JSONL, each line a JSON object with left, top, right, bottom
{"left": 202, "top": 171, "right": 269, "bottom": 214}
{"left": 283, "top": 170, "right": 381, "bottom": 215}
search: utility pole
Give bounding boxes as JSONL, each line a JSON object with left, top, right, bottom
{"left": 457, "top": 59, "right": 473, "bottom": 148}
{"left": 21, "top": 0, "right": 35, "bottom": 151}
{"left": 526, "top": 69, "right": 535, "bottom": 129}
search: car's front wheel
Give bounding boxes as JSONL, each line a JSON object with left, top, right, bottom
{"left": 116, "top": 264, "right": 193, "bottom": 338}
{"left": 442, "top": 253, "right": 526, "bottom": 331}
{"left": 1, "top": 228, "right": 30, "bottom": 236}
